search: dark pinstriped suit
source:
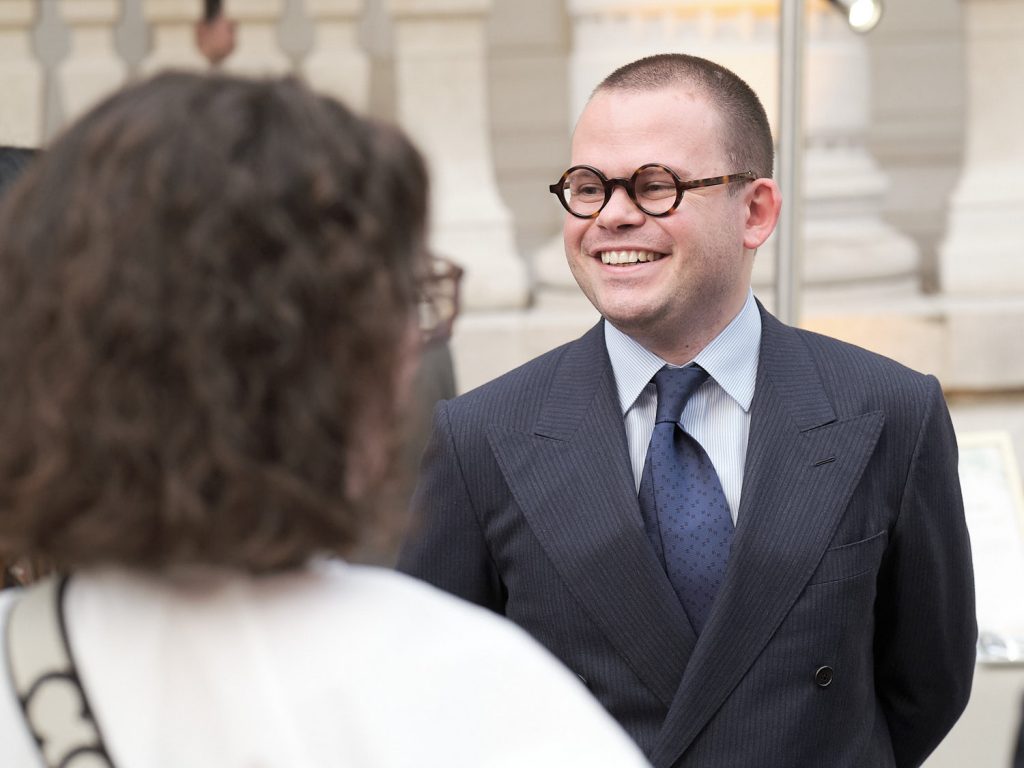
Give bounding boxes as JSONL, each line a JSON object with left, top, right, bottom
{"left": 398, "top": 304, "right": 976, "bottom": 768}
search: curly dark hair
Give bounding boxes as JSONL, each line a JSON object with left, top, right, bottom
{"left": 0, "top": 72, "right": 429, "bottom": 573}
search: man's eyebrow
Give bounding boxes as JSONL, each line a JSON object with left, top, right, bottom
{"left": 635, "top": 163, "right": 691, "bottom": 179}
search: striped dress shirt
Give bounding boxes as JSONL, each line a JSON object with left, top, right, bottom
{"left": 604, "top": 291, "right": 761, "bottom": 524}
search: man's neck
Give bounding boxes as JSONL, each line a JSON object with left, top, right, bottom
{"left": 616, "top": 295, "right": 751, "bottom": 366}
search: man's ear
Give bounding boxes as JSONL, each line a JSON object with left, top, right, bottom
{"left": 742, "top": 178, "right": 782, "bottom": 250}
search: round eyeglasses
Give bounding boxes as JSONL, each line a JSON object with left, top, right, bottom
{"left": 548, "top": 164, "right": 755, "bottom": 219}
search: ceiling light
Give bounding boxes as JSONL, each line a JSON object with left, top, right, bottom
{"left": 828, "top": 0, "right": 883, "bottom": 33}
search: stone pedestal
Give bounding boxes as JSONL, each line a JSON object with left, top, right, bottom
{"left": 388, "top": 0, "right": 528, "bottom": 310}
{"left": 57, "top": 0, "right": 128, "bottom": 124}
{"left": 224, "top": 0, "right": 290, "bottom": 76}
{"left": 539, "top": 0, "right": 918, "bottom": 297}
{"left": 0, "top": 1, "right": 43, "bottom": 146}
{"left": 139, "top": 0, "right": 207, "bottom": 74}
{"left": 940, "top": 1, "right": 1024, "bottom": 295}
{"left": 303, "top": 0, "right": 369, "bottom": 111}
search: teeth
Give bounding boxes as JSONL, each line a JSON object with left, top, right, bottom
{"left": 599, "top": 250, "right": 663, "bottom": 265}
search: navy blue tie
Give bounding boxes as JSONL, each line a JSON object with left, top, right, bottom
{"left": 637, "top": 365, "right": 733, "bottom": 633}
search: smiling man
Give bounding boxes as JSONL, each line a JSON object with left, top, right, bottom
{"left": 399, "top": 53, "right": 976, "bottom": 768}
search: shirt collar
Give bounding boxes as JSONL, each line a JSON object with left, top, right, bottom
{"left": 604, "top": 290, "right": 761, "bottom": 416}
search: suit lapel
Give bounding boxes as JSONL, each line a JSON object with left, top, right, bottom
{"left": 488, "top": 322, "right": 696, "bottom": 707}
{"left": 652, "top": 309, "right": 884, "bottom": 767}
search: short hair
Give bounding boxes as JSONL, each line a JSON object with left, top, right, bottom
{"left": 595, "top": 53, "right": 774, "bottom": 181}
{"left": 202, "top": 0, "right": 223, "bottom": 22}
{"left": 0, "top": 146, "right": 38, "bottom": 199}
{"left": 0, "top": 72, "right": 429, "bottom": 573}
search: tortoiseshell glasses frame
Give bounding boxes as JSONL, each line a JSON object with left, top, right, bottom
{"left": 548, "top": 163, "right": 756, "bottom": 219}
{"left": 417, "top": 255, "right": 464, "bottom": 344}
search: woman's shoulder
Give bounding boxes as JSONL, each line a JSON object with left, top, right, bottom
{"left": 36, "top": 565, "right": 650, "bottom": 767}
{"left": 327, "top": 563, "right": 650, "bottom": 765}
{"left": 319, "top": 561, "right": 546, "bottom": 649}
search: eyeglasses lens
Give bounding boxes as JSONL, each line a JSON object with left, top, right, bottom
{"left": 563, "top": 168, "right": 604, "bottom": 217}
{"left": 634, "top": 165, "right": 677, "bottom": 215}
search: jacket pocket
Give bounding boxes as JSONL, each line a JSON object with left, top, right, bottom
{"left": 806, "top": 529, "right": 888, "bottom": 586}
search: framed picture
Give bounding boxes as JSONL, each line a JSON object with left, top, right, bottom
{"left": 958, "top": 431, "right": 1024, "bottom": 663}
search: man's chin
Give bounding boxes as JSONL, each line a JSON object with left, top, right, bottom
{"left": 599, "top": 310, "right": 659, "bottom": 337}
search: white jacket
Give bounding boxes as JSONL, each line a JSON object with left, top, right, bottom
{"left": 0, "top": 561, "right": 649, "bottom": 768}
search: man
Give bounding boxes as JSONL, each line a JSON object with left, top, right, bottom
{"left": 195, "top": 0, "right": 236, "bottom": 67}
{"left": 399, "top": 53, "right": 976, "bottom": 768}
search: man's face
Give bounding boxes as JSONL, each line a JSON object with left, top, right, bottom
{"left": 563, "top": 87, "right": 757, "bottom": 355}
{"left": 196, "top": 15, "right": 237, "bottom": 66}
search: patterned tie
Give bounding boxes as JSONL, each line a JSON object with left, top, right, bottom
{"left": 637, "top": 365, "right": 733, "bottom": 633}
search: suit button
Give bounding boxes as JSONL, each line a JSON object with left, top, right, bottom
{"left": 814, "top": 666, "right": 833, "bottom": 688}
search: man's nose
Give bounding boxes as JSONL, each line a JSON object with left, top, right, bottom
{"left": 596, "top": 184, "right": 645, "bottom": 229}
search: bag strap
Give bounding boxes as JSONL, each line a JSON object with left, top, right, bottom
{"left": 5, "top": 575, "right": 115, "bottom": 768}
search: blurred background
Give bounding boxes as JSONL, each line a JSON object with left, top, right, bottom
{"left": 2, "top": 0, "right": 1023, "bottom": 764}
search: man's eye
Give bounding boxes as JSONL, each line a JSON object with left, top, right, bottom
{"left": 640, "top": 182, "right": 675, "bottom": 197}
{"left": 574, "top": 184, "right": 603, "bottom": 199}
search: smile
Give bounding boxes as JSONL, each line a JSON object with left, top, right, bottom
{"left": 598, "top": 250, "right": 666, "bottom": 265}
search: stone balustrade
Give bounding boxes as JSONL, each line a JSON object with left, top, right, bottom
{"left": 4, "top": 0, "right": 1024, "bottom": 392}
{"left": 0, "top": 0, "right": 43, "bottom": 146}
{"left": 58, "top": 0, "right": 128, "bottom": 124}
{"left": 19, "top": 0, "right": 376, "bottom": 139}
{"left": 6, "top": 0, "right": 529, "bottom": 311}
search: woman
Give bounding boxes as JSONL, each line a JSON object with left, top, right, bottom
{"left": 0, "top": 73, "right": 648, "bottom": 767}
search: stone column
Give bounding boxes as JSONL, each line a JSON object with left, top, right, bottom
{"left": 940, "top": 0, "right": 1024, "bottom": 295}
{"left": 139, "top": 0, "right": 208, "bottom": 75}
{"left": 387, "top": 0, "right": 528, "bottom": 310}
{"left": 57, "top": 0, "right": 128, "bottom": 124}
{"left": 224, "top": 0, "right": 290, "bottom": 76}
{"left": 541, "top": 0, "right": 918, "bottom": 299}
{"left": 303, "top": 0, "right": 369, "bottom": 111}
{"left": 0, "top": 0, "right": 43, "bottom": 145}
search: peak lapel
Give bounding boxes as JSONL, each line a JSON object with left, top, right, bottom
{"left": 488, "top": 323, "right": 696, "bottom": 706}
{"left": 653, "top": 309, "right": 884, "bottom": 766}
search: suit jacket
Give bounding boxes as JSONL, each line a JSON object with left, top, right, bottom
{"left": 398, "top": 305, "right": 976, "bottom": 768}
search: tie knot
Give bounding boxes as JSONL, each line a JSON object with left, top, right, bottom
{"left": 653, "top": 365, "right": 708, "bottom": 424}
